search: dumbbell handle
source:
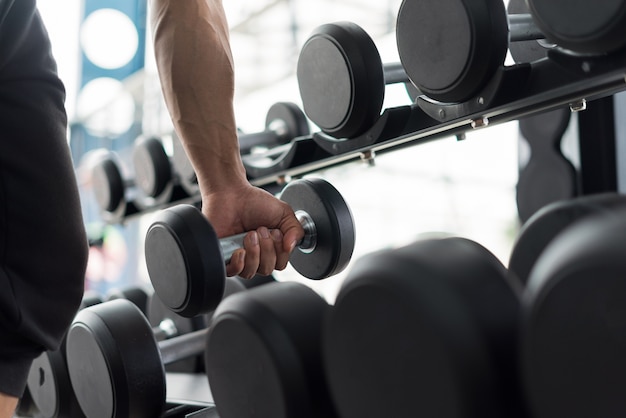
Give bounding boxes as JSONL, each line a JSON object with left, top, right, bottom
{"left": 220, "top": 210, "right": 317, "bottom": 263}
{"left": 238, "top": 120, "right": 289, "bottom": 155}
{"left": 383, "top": 62, "right": 410, "bottom": 85}
{"left": 153, "top": 318, "right": 179, "bottom": 342}
{"left": 159, "top": 327, "right": 209, "bottom": 366}
{"left": 508, "top": 14, "right": 545, "bottom": 42}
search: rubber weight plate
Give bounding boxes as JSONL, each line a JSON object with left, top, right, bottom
{"left": 66, "top": 299, "right": 166, "bottom": 418}
{"left": 145, "top": 204, "right": 226, "bottom": 317}
{"left": 280, "top": 178, "right": 355, "bottom": 280}
{"left": 396, "top": 0, "right": 508, "bottom": 103}
{"left": 297, "top": 22, "right": 384, "bottom": 138}
{"left": 265, "top": 102, "right": 310, "bottom": 141}
{"left": 132, "top": 136, "right": 172, "bottom": 199}
{"left": 528, "top": 0, "right": 626, "bottom": 54}
{"left": 509, "top": 193, "right": 626, "bottom": 285}
{"left": 27, "top": 349, "right": 82, "bottom": 418}
{"left": 206, "top": 281, "right": 336, "bottom": 418}
{"left": 522, "top": 209, "right": 626, "bottom": 418}
{"left": 92, "top": 156, "right": 124, "bottom": 213}
{"left": 325, "top": 238, "right": 524, "bottom": 418}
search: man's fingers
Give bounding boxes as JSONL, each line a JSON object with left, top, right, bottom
{"left": 240, "top": 231, "right": 260, "bottom": 279}
{"left": 225, "top": 249, "right": 245, "bottom": 277}
{"left": 257, "top": 227, "right": 277, "bottom": 275}
{"left": 272, "top": 229, "right": 290, "bottom": 270}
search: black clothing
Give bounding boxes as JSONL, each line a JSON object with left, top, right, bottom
{"left": 0, "top": 0, "right": 88, "bottom": 397}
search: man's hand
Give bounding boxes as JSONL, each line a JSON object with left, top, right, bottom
{"left": 202, "top": 183, "right": 305, "bottom": 278}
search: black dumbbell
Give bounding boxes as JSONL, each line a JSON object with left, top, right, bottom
{"left": 521, "top": 207, "right": 626, "bottom": 417}
{"left": 509, "top": 193, "right": 626, "bottom": 285}
{"left": 206, "top": 281, "right": 338, "bottom": 418}
{"left": 144, "top": 177, "right": 355, "bottom": 318}
{"left": 237, "top": 102, "right": 310, "bottom": 155}
{"left": 25, "top": 292, "right": 103, "bottom": 418}
{"left": 146, "top": 277, "right": 245, "bottom": 373}
{"left": 527, "top": 0, "right": 626, "bottom": 55}
{"left": 396, "top": 0, "right": 626, "bottom": 104}
{"left": 131, "top": 136, "right": 190, "bottom": 208}
{"left": 324, "top": 237, "right": 526, "bottom": 418}
{"left": 297, "top": 22, "right": 412, "bottom": 139}
{"left": 91, "top": 150, "right": 140, "bottom": 221}
{"left": 65, "top": 278, "right": 246, "bottom": 418}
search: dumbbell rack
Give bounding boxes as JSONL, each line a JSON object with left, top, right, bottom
{"left": 246, "top": 52, "right": 626, "bottom": 188}
{"left": 96, "top": 46, "right": 626, "bottom": 226}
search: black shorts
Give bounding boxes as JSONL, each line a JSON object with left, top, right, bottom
{"left": 0, "top": 0, "right": 88, "bottom": 397}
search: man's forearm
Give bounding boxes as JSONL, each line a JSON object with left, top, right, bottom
{"left": 151, "top": 0, "right": 247, "bottom": 195}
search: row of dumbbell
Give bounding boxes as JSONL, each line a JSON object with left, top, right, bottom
{"left": 316, "top": 192, "right": 626, "bottom": 418}
{"left": 58, "top": 177, "right": 355, "bottom": 417}
{"left": 296, "top": 0, "right": 626, "bottom": 140}
{"left": 22, "top": 274, "right": 276, "bottom": 418}
{"left": 90, "top": 101, "right": 311, "bottom": 223}
{"left": 60, "top": 191, "right": 626, "bottom": 418}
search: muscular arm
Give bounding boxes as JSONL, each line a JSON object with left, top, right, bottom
{"left": 151, "top": 0, "right": 247, "bottom": 196}
{"left": 150, "top": 0, "right": 304, "bottom": 277}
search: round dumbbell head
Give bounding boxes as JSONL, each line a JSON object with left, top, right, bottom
{"left": 66, "top": 299, "right": 166, "bottom": 418}
{"left": 206, "top": 281, "right": 335, "bottom": 418}
{"left": 279, "top": 177, "right": 355, "bottom": 280}
{"left": 396, "top": 0, "right": 509, "bottom": 103}
{"left": 132, "top": 136, "right": 172, "bottom": 199}
{"left": 522, "top": 209, "right": 626, "bottom": 417}
{"left": 509, "top": 193, "right": 626, "bottom": 285}
{"left": 528, "top": 0, "right": 626, "bottom": 54}
{"left": 325, "top": 238, "right": 524, "bottom": 418}
{"left": 239, "top": 103, "right": 311, "bottom": 155}
{"left": 145, "top": 204, "right": 226, "bottom": 317}
{"left": 297, "top": 21, "right": 385, "bottom": 139}
{"left": 265, "top": 102, "right": 310, "bottom": 141}
{"left": 27, "top": 350, "right": 82, "bottom": 418}
{"left": 92, "top": 155, "right": 125, "bottom": 213}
